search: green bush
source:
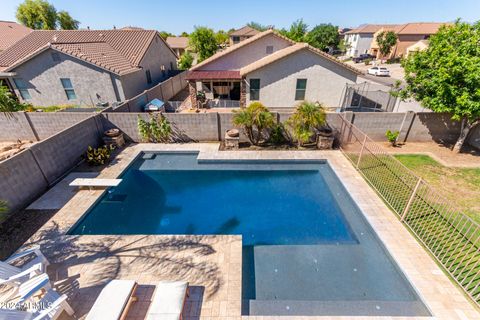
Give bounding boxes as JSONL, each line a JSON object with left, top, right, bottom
{"left": 269, "top": 123, "right": 290, "bottom": 145}
{"left": 86, "top": 145, "right": 115, "bottom": 166}
{"left": 232, "top": 102, "right": 275, "bottom": 146}
{"left": 364, "top": 58, "right": 372, "bottom": 65}
{"left": 287, "top": 101, "right": 326, "bottom": 147}
{"left": 138, "top": 114, "right": 172, "bottom": 143}
{"left": 386, "top": 130, "right": 400, "bottom": 146}
{"left": 0, "top": 200, "right": 7, "bottom": 213}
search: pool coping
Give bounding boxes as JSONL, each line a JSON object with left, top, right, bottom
{"left": 17, "top": 143, "right": 480, "bottom": 320}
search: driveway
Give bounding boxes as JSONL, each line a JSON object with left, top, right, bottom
{"left": 346, "top": 61, "right": 405, "bottom": 86}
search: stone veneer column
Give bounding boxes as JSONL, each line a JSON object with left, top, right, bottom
{"left": 188, "top": 81, "right": 197, "bottom": 108}
{"left": 240, "top": 78, "right": 246, "bottom": 107}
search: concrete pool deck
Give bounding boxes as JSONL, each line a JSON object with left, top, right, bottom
{"left": 4, "top": 143, "right": 480, "bottom": 320}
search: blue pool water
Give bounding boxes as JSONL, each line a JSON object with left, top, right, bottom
{"left": 70, "top": 152, "right": 430, "bottom": 316}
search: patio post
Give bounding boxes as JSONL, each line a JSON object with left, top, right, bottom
{"left": 240, "top": 78, "right": 246, "bottom": 107}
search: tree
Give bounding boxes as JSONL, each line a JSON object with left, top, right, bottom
{"left": 306, "top": 23, "right": 339, "bottom": 51}
{"left": 57, "top": 10, "right": 79, "bottom": 30}
{"left": 396, "top": 21, "right": 480, "bottom": 152}
{"left": 0, "top": 200, "right": 7, "bottom": 215}
{"left": 232, "top": 102, "right": 275, "bottom": 145}
{"left": 159, "top": 31, "right": 174, "bottom": 40}
{"left": 16, "top": 0, "right": 57, "bottom": 30}
{"left": 179, "top": 31, "right": 189, "bottom": 37}
{"left": 0, "top": 86, "right": 26, "bottom": 113}
{"left": 189, "top": 26, "right": 218, "bottom": 62}
{"left": 215, "top": 30, "right": 229, "bottom": 46}
{"left": 246, "top": 21, "right": 269, "bottom": 32}
{"left": 178, "top": 51, "right": 193, "bottom": 70}
{"left": 376, "top": 31, "right": 398, "bottom": 57}
{"left": 287, "top": 101, "right": 326, "bottom": 146}
{"left": 280, "top": 19, "right": 308, "bottom": 42}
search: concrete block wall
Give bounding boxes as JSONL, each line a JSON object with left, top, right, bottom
{"left": 26, "top": 112, "right": 93, "bottom": 140}
{"left": 409, "top": 113, "right": 461, "bottom": 143}
{"left": 0, "top": 115, "right": 102, "bottom": 213}
{"left": 0, "top": 113, "right": 36, "bottom": 141}
{"left": 164, "top": 113, "right": 219, "bottom": 141}
{"left": 351, "top": 112, "right": 407, "bottom": 140}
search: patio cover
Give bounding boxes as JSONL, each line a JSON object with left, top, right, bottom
{"left": 186, "top": 70, "right": 241, "bottom": 81}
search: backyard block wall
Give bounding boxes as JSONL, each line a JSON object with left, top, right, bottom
{"left": 0, "top": 115, "right": 103, "bottom": 213}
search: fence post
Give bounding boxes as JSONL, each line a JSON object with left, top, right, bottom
{"left": 401, "top": 177, "right": 422, "bottom": 221}
{"left": 356, "top": 134, "right": 367, "bottom": 168}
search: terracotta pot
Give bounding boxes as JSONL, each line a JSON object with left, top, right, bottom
{"left": 226, "top": 129, "right": 240, "bottom": 138}
{"left": 104, "top": 129, "right": 120, "bottom": 137}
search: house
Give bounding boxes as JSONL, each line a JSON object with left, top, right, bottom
{"left": 187, "top": 30, "right": 362, "bottom": 109}
{"left": 0, "top": 29, "right": 178, "bottom": 107}
{"left": 166, "top": 36, "right": 189, "bottom": 57}
{"left": 344, "top": 24, "right": 399, "bottom": 57}
{"left": 406, "top": 39, "right": 429, "bottom": 57}
{"left": 390, "top": 23, "right": 447, "bottom": 58}
{"left": 369, "top": 25, "right": 405, "bottom": 59}
{"left": 229, "top": 26, "right": 260, "bottom": 46}
{"left": 0, "top": 21, "right": 31, "bottom": 52}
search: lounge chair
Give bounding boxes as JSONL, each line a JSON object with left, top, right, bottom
{"left": 0, "top": 288, "right": 74, "bottom": 320}
{"left": 146, "top": 281, "right": 189, "bottom": 320}
{"left": 0, "top": 246, "right": 50, "bottom": 300}
{"left": 86, "top": 280, "right": 137, "bottom": 320}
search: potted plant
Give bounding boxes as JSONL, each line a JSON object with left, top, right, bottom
{"left": 287, "top": 101, "right": 327, "bottom": 148}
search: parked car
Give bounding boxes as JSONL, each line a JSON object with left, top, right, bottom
{"left": 353, "top": 54, "right": 375, "bottom": 63}
{"left": 367, "top": 66, "right": 390, "bottom": 77}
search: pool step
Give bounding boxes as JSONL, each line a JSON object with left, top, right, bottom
{"left": 247, "top": 299, "right": 431, "bottom": 317}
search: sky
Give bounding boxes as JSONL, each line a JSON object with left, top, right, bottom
{"left": 1, "top": 0, "right": 479, "bottom": 34}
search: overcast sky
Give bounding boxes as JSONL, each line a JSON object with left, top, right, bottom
{"left": 1, "top": 0, "right": 479, "bottom": 34}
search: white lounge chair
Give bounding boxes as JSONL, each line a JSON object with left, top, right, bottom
{"left": 146, "top": 281, "right": 189, "bottom": 320}
{"left": 0, "top": 289, "right": 74, "bottom": 320}
{"left": 86, "top": 280, "right": 137, "bottom": 320}
{"left": 0, "top": 246, "right": 50, "bottom": 300}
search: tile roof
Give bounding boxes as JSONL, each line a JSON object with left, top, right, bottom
{"left": 166, "top": 36, "right": 189, "bottom": 49}
{"left": 397, "top": 22, "right": 449, "bottom": 35}
{"left": 229, "top": 26, "right": 260, "bottom": 37}
{"left": 240, "top": 43, "right": 363, "bottom": 76}
{"left": 0, "top": 21, "right": 31, "bottom": 51}
{"left": 345, "top": 24, "right": 402, "bottom": 34}
{"left": 191, "top": 29, "right": 295, "bottom": 71}
{"left": 186, "top": 70, "right": 241, "bottom": 80}
{"left": 0, "top": 29, "right": 162, "bottom": 75}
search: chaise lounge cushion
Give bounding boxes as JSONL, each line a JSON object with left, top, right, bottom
{"left": 86, "top": 279, "right": 136, "bottom": 320}
{"left": 146, "top": 280, "right": 188, "bottom": 320}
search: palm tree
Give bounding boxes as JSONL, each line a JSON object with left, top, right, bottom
{"left": 232, "top": 102, "right": 275, "bottom": 145}
{"left": 0, "top": 200, "right": 8, "bottom": 214}
{"left": 0, "top": 86, "right": 22, "bottom": 114}
{"left": 287, "top": 101, "right": 326, "bottom": 146}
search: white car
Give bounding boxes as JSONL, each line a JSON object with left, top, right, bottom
{"left": 367, "top": 66, "right": 390, "bottom": 77}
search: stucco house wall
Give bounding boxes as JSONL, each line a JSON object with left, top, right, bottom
{"left": 120, "top": 35, "right": 178, "bottom": 99}
{"left": 345, "top": 34, "right": 374, "bottom": 57}
{"left": 11, "top": 49, "right": 122, "bottom": 106}
{"left": 198, "top": 34, "right": 291, "bottom": 71}
{"left": 245, "top": 49, "right": 358, "bottom": 108}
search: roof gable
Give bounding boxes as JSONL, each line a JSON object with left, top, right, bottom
{"left": 0, "top": 29, "right": 162, "bottom": 75}
{"left": 230, "top": 26, "right": 261, "bottom": 37}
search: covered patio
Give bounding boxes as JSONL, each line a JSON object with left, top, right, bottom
{"left": 186, "top": 70, "right": 246, "bottom": 109}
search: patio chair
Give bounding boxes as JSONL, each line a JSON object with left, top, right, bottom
{"left": 0, "top": 246, "right": 50, "bottom": 299}
{"left": 145, "top": 281, "right": 189, "bottom": 320}
{"left": 0, "top": 289, "right": 74, "bottom": 320}
{"left": 86, "top": 279, "right": 137, "bottom": 320}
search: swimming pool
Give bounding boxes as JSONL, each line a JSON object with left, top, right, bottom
{"left": 70, "top": 152, "right": 430, "bottom": 316}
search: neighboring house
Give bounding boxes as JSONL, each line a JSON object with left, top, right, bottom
{"left": 229, "top": 26, "right": 260, "bottom": 46}
{"left": 390, "top": 23, "right": 447, "bottom": 58}
{"left": 0, "top": 29, "right": 178, "bottom": 106}
{"left": 344, "top": 25, "right": 399, "bottom": 57}
{"left": 187, "top": 30, "right": 362, "bottom": 109}
{"left": 0, "top": 21, "right": 31, "bottom": 52}
{"left": 406, "top": 39, "right": 429, "bottom": 57}
{"left": 166, "top": 36, "right": 189, "bottom": 57}
{"left": 369, "top": 25, "right": 405, "bottom": 59}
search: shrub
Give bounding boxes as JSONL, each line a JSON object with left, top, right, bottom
{"left": 0, "top": 200, "right": 7, "bottom": 213}
{"left": 178, "top": 51, "right": 193, "bottom": 70}
{"left": 268, "top": 123, "right": 290, "bottom": 145}
{"left": 0, "top": 86, "right": 27, "bottom": 113}
{"left": 86, "top": 145, "right": 115, "bottom": 166}
{"left": 138, "top": 114, "right": 172, "bottom": 143}
{"left": 386, "top": 130, "right": 400, "bottom": 146}
{"left": 232, "top": 102, "right": 275, "bottom": 145}
{"left": 287, "top": 101, "right": 326, "bottom": 147}
{"left": 364, "top": 58, "right": 372, "bottom": 65}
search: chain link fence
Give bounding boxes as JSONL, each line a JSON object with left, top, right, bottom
{"left": 338, "top": 115, "right": 480, "bottom": 306}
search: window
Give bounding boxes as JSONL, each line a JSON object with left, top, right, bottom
{"left": 249, "top": 79, "right": 260, "bottom": 101}
{"left": 232, "top": 36, "right": 240, "bottom": 43}
{"left": 266, "top": 46, "right": 274, "bottom": 54}
{"left": 13, "top": 78, "right": 31, "bottom": 100}
{"left": 51, "top": 52, "right": 61, "bottom": 62}
{"left": 146, "top": 70, "right": 152, "bottom": 84}
{"left": 295, "top": 79, "right": 307, "bottom": 101}
{"left": 60, "top": 78, "right": 76, "bottom": 100}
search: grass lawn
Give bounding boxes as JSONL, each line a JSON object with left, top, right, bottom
{"left": 394, "top": 154, "right": 480, "bottom": 224}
